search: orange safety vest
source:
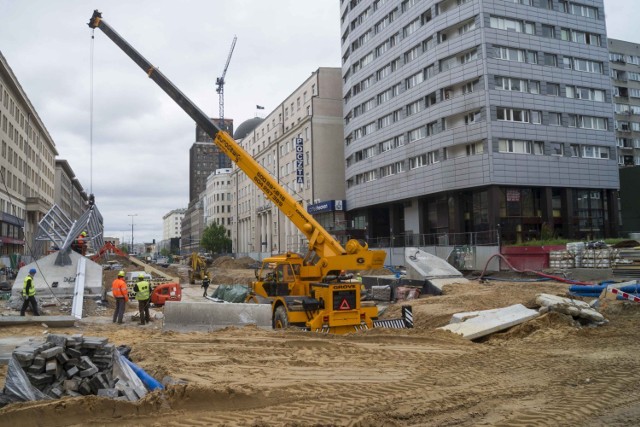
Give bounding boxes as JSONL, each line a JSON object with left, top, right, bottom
{"left": 112, "top": 277, "right": 129, "bottom": 301}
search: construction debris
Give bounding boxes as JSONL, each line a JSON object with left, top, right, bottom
{"left": 536, "top": 293, "right": 606, "bottom": 324}
{"left": 438, "top": 304, "right": 540, "bottom": 340}
{"left": 0, "top": 334, "right": 147, "bottom": 406}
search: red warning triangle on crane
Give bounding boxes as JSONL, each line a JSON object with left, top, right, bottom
{"left": 339, "top": 298, "right": 351, "bottom": 310}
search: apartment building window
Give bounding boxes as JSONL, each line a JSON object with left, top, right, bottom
{"left": 566, "top": 86, "right": 605, "bottom": 101}
{"left": 490, "top": 16, "right": 535, "bottom": 34}
{"left": 582, "top": 145, "right": 609, "bottom": 159}
{"left": 466, "top": 141, "right": 484, "bottom": 156}
{"left": 458, "top": 20, "right": 476, "bottom": 35}
{"left": 378, "top": 112, "right": 394, "bottom": 128}
{"left": 409, "top": 154, "right": 427, "bottom": 169}
{"left": 495, "top": 46, "right": 537, "bottom": 64}
{"left": 546, "top": 83, "right": 561, "bottom": 96}
{"left": 497, "top": 107, "right": 540, "bottom": 123}
{"left": 550, "top": 142, "right": 564, "bottom": 156}
{"left": 568, "top": 115, "right": 608, "bottom": 130}
{"left": 404, "top": 45, "right": 421, "bottom": 63}
{"left": 495, "top": 76, "right": 539, "bottom": 93}
{"left": 630, "top": 88, "right": 640, "bottom": 98}
{"left": 465, "top": 111, "right": 480, "bottom": 124}
{"left": 403, "top": 17, "right": 421, "bottom": 37}
{"left": 560, "top": 28, "right": 600, "bottom": 46}
{"left": 514, "top": 0, "right": 533, "bottom": 4}
{"left": 563, "top": 57, "right": 603, "bottom": 74}
{"left": 544, "top": 53, "right": 558, "bottom": 67}
{"left": 462, "top": 81, "right": 475, "bottom": 94}
{"left": 405, "top": 71, "right": 424, "bottom": 89}
{"left": 561, "top": 2, "right": 599, "bottom": 19}
{"left": 541, "top": 24, "right": 555, "bottom": 38}
{"left": 406, "top": 99, "right": 424, "bottom": 116}
{"left": 363, "top": 170, "right": 377, "bottom": 182}
{"left": 395, "top": 134, "right": 405, "bottom": 147}
{"left": 549, "top": 113, "right": 562, "bottom": 126}
{"left": 423, "top": 36, "right": 434, "bottom": 52}
{"left": 401, "top": 0, "right": 418, "bottom": 13}
{"left": 408, "top": 126, "right": 426, "bottom": 143}
{"left": 377, "top": 88, "right": 392, "bottom": 105}
{"left": 628, "top": 72, "right": 640, "bottom": 82}
{"left": 380, "top": 139, "right": 393, "bottom": 153}
{"left": 498, "top": 139, "right": 543, "bottom": 154}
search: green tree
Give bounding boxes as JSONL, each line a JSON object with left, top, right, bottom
{"left": 160, "top": 247, "right": 171, "bottom": 257}
{"left": 201, "top": 223, "right": 232, "bottom": 254}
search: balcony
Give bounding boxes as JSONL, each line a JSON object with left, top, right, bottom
{"left": 26, "top": 196, "right": 50, "bottom": 215}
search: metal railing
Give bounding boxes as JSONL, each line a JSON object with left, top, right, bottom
{"left": 366, "top": 230, "right": 499, "bottom": 248}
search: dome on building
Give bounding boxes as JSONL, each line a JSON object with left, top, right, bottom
{"left": 233, "top": 117, "right": 264, "bottom": 140}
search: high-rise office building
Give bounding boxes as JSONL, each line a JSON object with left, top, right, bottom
{"left": 189, "top": 119, "right": 233, "bottom": 202}
{"left": 341, "top": 0, "right": 619, "bottom": 243}
{"left": 608, "top": 38, "right": 640, "bottom": 167}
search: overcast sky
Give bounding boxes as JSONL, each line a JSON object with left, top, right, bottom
{"left": 0, "top": 0, "right": 637, "bottom": 246}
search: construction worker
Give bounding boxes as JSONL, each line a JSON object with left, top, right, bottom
{"left": 73, "top": 231, "right": 87, "bottom": 255}
{"left": 20, "top": 268, "right": 40, "bottom": 316}
{"left": 112, "top": 270, "right": 128, "bottom": 324}
{"left": 133, "top": 273, "right": 151, "bottom": 325}
{"left": 201, "top": 273, "right": 210, "bottom": 297}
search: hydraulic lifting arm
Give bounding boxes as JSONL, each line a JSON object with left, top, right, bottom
{"left": 88, "top": 10, "right": 385, "bottom": 273}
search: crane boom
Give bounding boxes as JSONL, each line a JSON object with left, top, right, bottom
{"left": 88, "top": 10, "right": 385, "bottom": 274}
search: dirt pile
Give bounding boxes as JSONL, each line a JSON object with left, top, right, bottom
{"left": 2, "top": 277, "right": 640, "bottom": 426}
{"left": 211, "top": 256, "right": 256, "bottom": 269}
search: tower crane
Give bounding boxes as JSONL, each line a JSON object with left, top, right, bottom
{"left": 216, "top": 36, "right": 237, "bottom": 134}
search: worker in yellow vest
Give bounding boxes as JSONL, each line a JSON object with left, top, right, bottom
{"left": 20, "top": 268, "right": 40, "bottom": 316}
{"left": 133, "top": 273, "right": 151, "bottom": 325}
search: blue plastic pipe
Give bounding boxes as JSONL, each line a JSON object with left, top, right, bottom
{"left": 123, "top": 357, "right": 164, "bottom": 391}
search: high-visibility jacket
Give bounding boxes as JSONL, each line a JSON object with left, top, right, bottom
{"left": 22, "top": 275, "right": 35, "bottom": 297}
{"left": 112, "top": 277, "right": 129, "bottom": 301}
{"left": 135, "top": 280, "right": 150, "bottom": 300}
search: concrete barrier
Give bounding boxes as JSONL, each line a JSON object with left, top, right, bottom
{"left": 162, "top": 301, "right": 272, "bottom": 332}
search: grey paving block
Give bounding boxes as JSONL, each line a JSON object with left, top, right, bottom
{"left": 46, "top": 334, "right": 69, "bottom": 348}
{"left": 66, "top": 348, "right": 82, "bottom": 359}
{"left": 65, "top": 366, "right": 79, "bottom": 378}
{"left": 45, "top": 359, "right": 58, "bottom": 374}
{"left": 40, "top": 346, "right": 64, "bottom": 359}
{"left": 79, "top": 366, "right": 98, "bottom": 377}
{"left": 27, "top": 364, "right": 45, "bottom": 374}
{"left": 78, "top": 379, "right": 92, "bottom": 395}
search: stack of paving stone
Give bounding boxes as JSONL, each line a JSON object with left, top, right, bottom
{"left": 11, "top": 334, "right": 145, "bottom": 401}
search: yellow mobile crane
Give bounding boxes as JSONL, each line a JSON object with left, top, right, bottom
{"left": 88, "top": 11, "right": 411, "bottom": 333}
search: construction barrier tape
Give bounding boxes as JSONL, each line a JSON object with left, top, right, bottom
{"left": 610, "top": 287, "right": 640, "bottom": 303}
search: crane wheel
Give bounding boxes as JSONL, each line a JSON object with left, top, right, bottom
{"left": 273, "top": 306, "right": 289, "bottom": 329}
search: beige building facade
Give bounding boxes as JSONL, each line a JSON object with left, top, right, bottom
{"left": 231, "top": 67, "right": 345, "bottom": 255}
{"left": 0, "top": 52, "right": 57, "bottom": 256}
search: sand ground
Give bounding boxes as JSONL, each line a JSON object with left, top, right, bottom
{"left": 1, "top": 262, "right": 640, "bottom": 426}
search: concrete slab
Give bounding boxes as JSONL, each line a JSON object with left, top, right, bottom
{"left": 439, "top": 304, "right": 540, "bottom": 340}
{"left": 404, "top": 247, "right": 469, "bottom": 291}
{"left": 163, "top": 301, "right": 272, "bottom": 332}
{"left": 12, "top": 251, "right": 103, "bottom": 299}
{"left": 0, "top": 315, "right": 76, "bottom": 327}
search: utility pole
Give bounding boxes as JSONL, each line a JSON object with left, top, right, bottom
{"left": 128, "top": 214, "right": 138, "bottom": 254}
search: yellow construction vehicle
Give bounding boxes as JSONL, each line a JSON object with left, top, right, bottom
{"left": 88, "top": 11, "right": 411, "bottom": 333}
{"left": 189, "top": 252, "right": 207, "bottom": 284}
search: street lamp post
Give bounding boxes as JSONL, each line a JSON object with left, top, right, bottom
{"left": 128, "top": 214, "right": 138, "bottom": 254}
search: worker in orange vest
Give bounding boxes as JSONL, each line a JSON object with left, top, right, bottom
{"left": 112, "top": 270, "right": 129, "bottom": 324}
{"left": 73, "top": 231, "right": 87, "bottom": 255}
